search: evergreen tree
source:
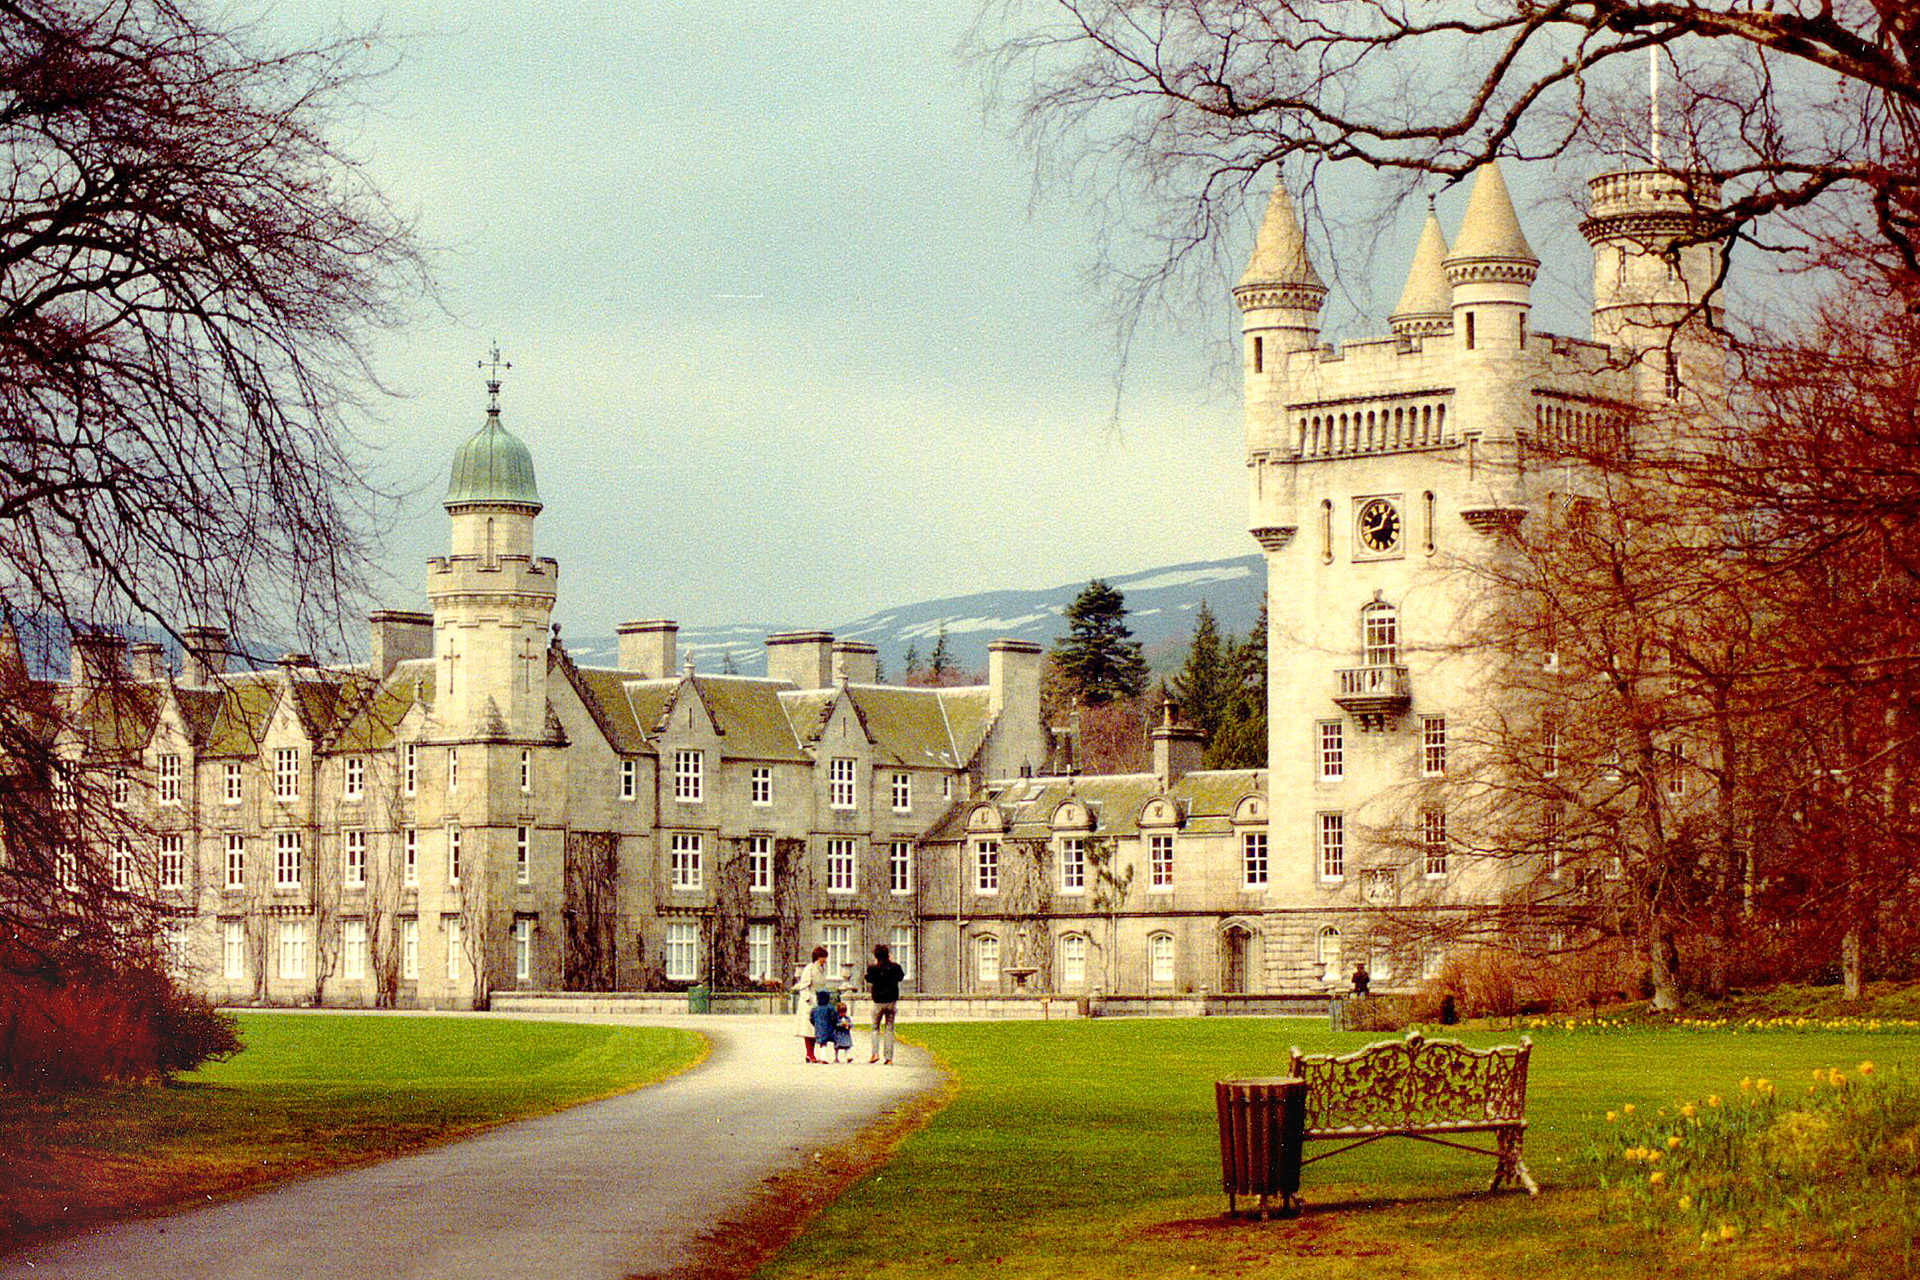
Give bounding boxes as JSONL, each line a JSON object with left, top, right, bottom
{"left": 1169, "top": 602, "right": 1230, "bottom": 741}
{"left": 720, "top": 650, "right": 739, "bottom": 675}
{"left": 1051, "top": 580, "right": 1148, "bottom": 706}
{"left": 1207, "top": 601, "right": 1268, "bottom": 769}
{"left": 902, "top": 641, "right": 921, "bottom": 677}
{"left": 929, "top": 624, "right": 952, "bottom": 681}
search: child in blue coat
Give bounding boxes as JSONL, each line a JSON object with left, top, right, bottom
{"left": 832, "top": 1000, "right": 855, "bottom": 1063}
{"left": 809, "top": 989, "right": 837, "bottom": 1063}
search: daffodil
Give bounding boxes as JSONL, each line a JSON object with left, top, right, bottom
{"left": 1623, "top": 1103, "right": 1637, "bottom": 1115}
{"left": 1682, "top": 1103, "right": 1697, "bottom": 1118}
{"left": 1678, "top": 1195, "right": 1692, "bottom": 1211}
{"left": 1649, "top": 1170, "right": 1665, "bottom": 1186}
{"left": 1719, "top": 1224, "right": 1738, "bottom": 1241}
{"left": 1860, "top": 1061, "right": 1876, "bottom": 1076}
{"left": 1667, "top": 1135, "right": 1682, "bottom": 1150}
{"left": 1706, "top": 1095, "right": 1720, "bottom": 1108}
{"left": 1606, "top": 1110, "right": 1618, "bottom": 1123}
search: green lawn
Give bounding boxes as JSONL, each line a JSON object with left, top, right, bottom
{"left": 1, "top": 1012, "right": 702, "bottom": 1250}
{"left": 763, "top": 1018, "right": 1920, "bottom": 1280}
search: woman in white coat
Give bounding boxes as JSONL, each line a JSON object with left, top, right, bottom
{"left": 792, "top": 945, "right": 832, "bottom": 1063}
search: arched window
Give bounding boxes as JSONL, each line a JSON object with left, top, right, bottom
{"left": 1149, "top": 932, "right": 1175, "bottom": 983}
{"left": 1320, "top": 500, "right": 1334, "bottom": 563}
{"left": 1316, "top": 926, "right": 1342, "bottom": 971}
{"left": 1361, "top": 600, "right": 1398, "bottom": 666}
{"left": 976, "top": 934, "right": 1000, "bottom": 986}
{"left": 1061, "top": 933, "right": 1088, "bottom": 985}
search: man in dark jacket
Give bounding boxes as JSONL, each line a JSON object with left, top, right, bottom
{"left": 864, "top": 943, "right": 906, "bottom": 1064}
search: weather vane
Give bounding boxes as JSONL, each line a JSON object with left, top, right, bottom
{"left": 480, "top": 342, "right": 510, "bottom": 412}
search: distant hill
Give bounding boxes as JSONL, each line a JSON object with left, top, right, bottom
{"left": 565, "top": 554, "right": 1267, "bottom": 679}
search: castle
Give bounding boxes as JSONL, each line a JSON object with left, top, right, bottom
{"left": 52, "top": 158, "right": 1720, "bottom": 1007}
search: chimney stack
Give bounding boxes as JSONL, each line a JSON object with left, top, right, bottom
{"left": 617, "top": 619, "right": 678, "bottom": 679}
{"left": 1151, "top": 702, "right": 1207, "bottom": 785}
{"left": 368, "top": 611, "right": 431, "bottom": 680}
{"left": 766, "top": 631, "right": 834, "bottom": 689}
{"left": 182, "top": 625, "right": 230, "bottom": 685}
{"left": 127, "top": 641, "right": 166, "bottom": 681}
{"left": 69, "top": 631, "right": 126, "bottom": 696}
{"left": 831, "top": 640, "right": 878, "bottom": 685}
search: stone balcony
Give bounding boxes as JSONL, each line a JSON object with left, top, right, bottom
{"left": 1334, "top": 664, "right": 1411, "bottom": 729}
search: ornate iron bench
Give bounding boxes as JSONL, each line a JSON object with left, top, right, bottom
{"left": 1286, "top": 1030, "right": 1538, "bottom": 1201}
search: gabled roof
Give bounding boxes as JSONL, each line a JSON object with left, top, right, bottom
{"left": 67, "top": 681, "right": 161, "bottom": 757}
{"left": 694, "top": 676, "right": 808, "bottom": 762}
{"left": 327, "top": 661, "right": 433, "bottom": 754}
{"left": 568, "top": 665, "right": 655, "bottom": 754}
{"left": 842, "top": 685, "right": 961, "bottom": 768}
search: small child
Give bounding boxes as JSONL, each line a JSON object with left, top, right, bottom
{"left": 810, "top": 989, "right": 837, "bottom": 1063}
{"left": 832, "top": 1001, "right": 855, "bottom": 1063}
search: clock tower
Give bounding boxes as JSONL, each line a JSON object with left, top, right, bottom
{"left": 1242, "top": 163, "right": 1649, "bottom": 992}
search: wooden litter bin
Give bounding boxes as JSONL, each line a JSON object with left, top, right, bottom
{"left": 1215, "top": 1076, "right": 1306, "bottom": 1218}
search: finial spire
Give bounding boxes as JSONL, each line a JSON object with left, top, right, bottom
{"left": 479, "top": 342, "right": 511, "bottom": 414}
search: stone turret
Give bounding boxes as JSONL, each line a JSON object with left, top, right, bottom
{"left": 1235, "top": 180, "right": 1327, "bottom": 449}
{"left": 1389, "top": 204, "right": 1454, "bottom": 339}
{"left": 426, "top": 357, "right": 557, "bottom": 739}
{"left": 1444, "top": 162, "right": 1538, "bottom": 355}
{"left": 1581, "top": 168, "right": 1726, "bottom": 403}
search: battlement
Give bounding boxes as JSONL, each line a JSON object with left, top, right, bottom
{"left": 426, "top": 554, "right": 560, "bottom": 598}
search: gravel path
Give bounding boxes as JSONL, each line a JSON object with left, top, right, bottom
{"left": 0, "top": 1012, "right": 939, "bottom": 1280}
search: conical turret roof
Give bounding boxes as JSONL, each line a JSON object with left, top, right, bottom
{"left": 1391, "top": 206, "right": 1453, "bottom": 326}
{"left": 1238, "top": 180, "right": 1324, "bottom": 292}
{"left": 1445, "top": 162, "right": 1538, "bottom": 266}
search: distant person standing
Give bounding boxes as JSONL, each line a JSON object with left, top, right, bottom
{"left": 864, "top": 943, "right": 906, "bottom": 1064}
{"left": 1351, "top": 964, "right": 1371, "bottom": 996}
{"left": 793, "top": 945, "right": 832, "bottom": 1063}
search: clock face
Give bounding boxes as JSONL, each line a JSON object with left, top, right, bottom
{"left": 1357, "top": 498, "right": 1402, "bottom": 554}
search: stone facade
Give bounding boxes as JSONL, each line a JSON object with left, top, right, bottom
{"left": 54, "top": 158, "right": 1720, "bottom": 1007}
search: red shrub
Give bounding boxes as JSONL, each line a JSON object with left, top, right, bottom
{"left": 0, "top": 964, "right": 239, "bottom": 1090}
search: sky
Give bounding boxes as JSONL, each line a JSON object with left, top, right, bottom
{"left": 266, "top": 1, "right": 1613, "bottom": 639}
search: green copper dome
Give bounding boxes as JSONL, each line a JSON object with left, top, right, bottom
{"left": 446, "top": 406, "right": 541, "bottom": 511}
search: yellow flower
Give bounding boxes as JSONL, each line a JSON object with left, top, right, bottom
{"left": 1828, "top": 1068, "right": 1846, "bottom": 1088}
{"left": 1667, "top": 1135, "right": 1683, "bottom": 1150}
{"left": 1606, "top": 1110, "right": 1619, "bottom": 1123}
{"left": 1678, "top": 1195, "right": 1693, "bottom": 1211}
{"left": 1719, "top": 1224, "right": 1739, "bottom": 1241}
{"left": 1706, "top": 1095, "right": 1721, "bottom": 1108}
{"left": 1739, "top": 1077, "right": 1752, "bottom": 1092}
{"left": 1649, "top": 1170, "right": 1666, "bottom": 1186}
{"left": 1648, "top": 1150, "right": 1663, "bottom": 1164}
{"left": 1860, "top": 1061, "right": 1876, "bottom": 1076}
{"left": 1682, "top": 1103, "right": 1697, "bottom": 1117}
{"left": 1623, "top": 1103, "right": 1637, "bottom": 1115}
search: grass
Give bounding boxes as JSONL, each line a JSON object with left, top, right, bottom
{"left": 0, "top": 1012, "right": 702, "bottom": 1251}
{"left": 762, "top": 1018, "right": 1920, "bottom": 1280}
